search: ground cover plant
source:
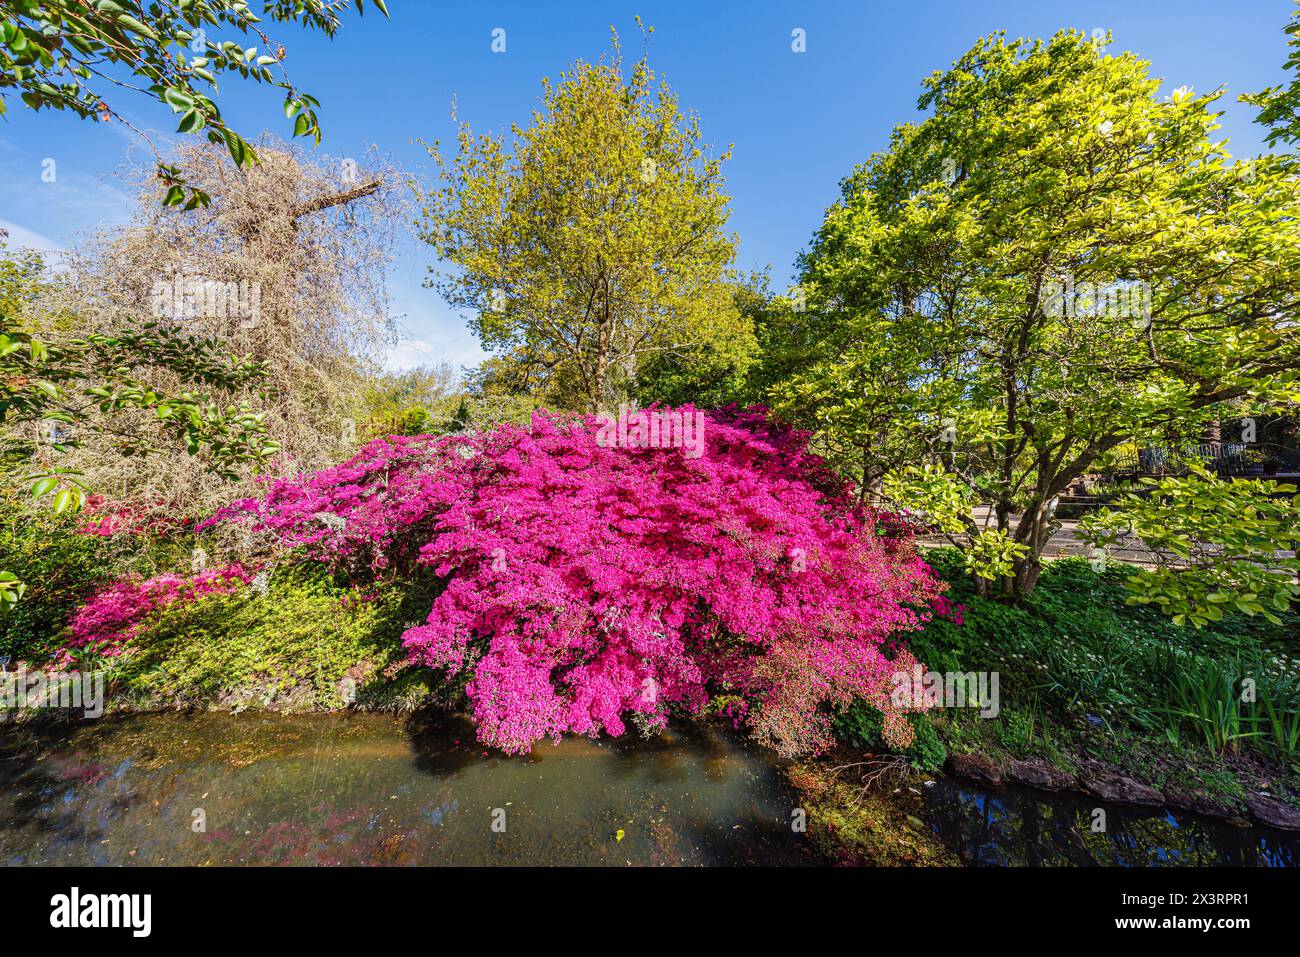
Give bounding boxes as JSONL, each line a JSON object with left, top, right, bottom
{"left": 905, "top": 549, "right": 1300, "bottom": 804}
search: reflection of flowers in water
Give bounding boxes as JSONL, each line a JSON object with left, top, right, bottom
{"left": 202, "top": 806, "right": 418, "bottom": 865}
{"left": 55, "top": 760, "right": 110, "bottom": 787}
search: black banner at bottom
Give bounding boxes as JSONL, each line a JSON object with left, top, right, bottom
{"left": 0, "top": 865, "right": 1287, "bottom": 944}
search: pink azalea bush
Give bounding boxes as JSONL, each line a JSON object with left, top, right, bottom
{"left": 201, "top": 405, "right": 944, "bottom": 756}
{"left": 61, "top": 565, "right": 252, "bottom": 662}
{"left": 199, "top": 432, "right": 454, "bottom": 572}
{"left": 77, "top": 495, "right": 192, "bottom": 539}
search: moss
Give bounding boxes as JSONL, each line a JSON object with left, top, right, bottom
{"left": 787, "top": 761, "right": 959, "bottom": 866}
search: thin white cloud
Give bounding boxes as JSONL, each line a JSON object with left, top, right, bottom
{"left": 385, "top": 274, "right": 489, "bottom": 373}
{"left": 0, "top": 218, "right": 65, "bottom": 253}
{"left": 385, "top": 337, "right": 487, "bottom": 372}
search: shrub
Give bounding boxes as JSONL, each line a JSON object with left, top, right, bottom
{"left": 831, "top": 701, "right": 948, "bottom": 772}
{"left": 60, "top": 564, "right": 252, "bottom": 662}
{"left": 206, "top": 406, "right": 945, "bottom": 755}
{"left": 0, "top": 495, "right": 111, "bottom": 662}
{"left": 106, "top": 565, "right": 445, "bottom": 710}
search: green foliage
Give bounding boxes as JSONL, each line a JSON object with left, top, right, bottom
{"left": 994, "top": 702, "right": 1044, "bottom": 754}
{"left": 108, "top": 565, "right": 446, "bottom": 711}
{"left": 633, "top": 270, "right": 766, "bottom": 408}
{"left": 0, "top": 295, "right": 279, "bottom": 603}
{"left": 1079, "top": 466, "right": 1300, "bottom": 627}
{"left": 0, "top": 571, "right": 24, "bottom": 615}
{"left": 882, "top": 463, "right": 971, "bottom": 536}
{"left": 1145, "top": 647, "right": 1300, "bottom": 765}
{"left": 882, "top": 464, "right": 1028, "bottom": 580}
{"left": 1241, "top": 1, "right": 1300, "bottom": 149}
{"left": 65, "top": 637, "right": 115, "bottom": 674}
{"left": 1, "top": 0, "right": 386, "bottom": 205}
{"left": 0, "top": 240, "right": 280, "bottom": 605}
{"left": 0, "top": 243, "right": 47, "bottom": 323}
{"left": 416, "top": 29, "right": 751, "bottom": 412}
{"left": 1, "top": 314, "right": 279, "bottom": 481}
{"left": 907, "top": 712, "right": 949, "bottom": 773}
{"left": 359, "top": 364, "right": 466, "bottom": 439}
{"left": 0, "top": 495, "right": 109, "bottom": 661}
{"left": 910, "top": 549, "right": 1300, "bottom": 770}
{"left": 768, "top": 29, "right": 1300, "bottom": 598}
{"left": 833, "top": 703, "right": 948, "bottom": 772}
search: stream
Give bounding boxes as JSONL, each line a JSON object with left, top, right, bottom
{"left": 1, "top": 713, "right": 1296, "bottom": 866}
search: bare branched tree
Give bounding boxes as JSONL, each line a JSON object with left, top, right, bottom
{"left": 29, "top": 138, "right": 410, "bottom": 517}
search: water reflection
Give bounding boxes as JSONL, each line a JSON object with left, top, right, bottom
{"left": 0, "top": 712, "right": 819, "bottom": 866}
{"left": 4, "top": 713, "right": 1296, "bottom": 866}
{"left": 924, "top": 780, "right": 1300, "bottom": 866}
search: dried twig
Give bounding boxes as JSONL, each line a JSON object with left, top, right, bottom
{"left": 827, "top": 754, "right": 912, "bottom": 807}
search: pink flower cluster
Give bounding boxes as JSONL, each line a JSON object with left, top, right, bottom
{"left": 78, "top": 495, "right": 192, "bottom": 539}
{"left": 62, "top": 565, "right": 252, "bottom": 660}
{"left": 199, "top": 433, "right": 457, "bottom": 571}
{"left": 931, "top": 594, "right": 966, "bottom": 626}
{"left": 204, "top": 405, "right": 942, "bottom": 755}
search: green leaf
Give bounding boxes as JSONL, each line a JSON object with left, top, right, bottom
{"left": 176, "top": 109, "right": 204, "bottom": 133}
{"left": 161, "top": 87, "right": 195, "bottom": 113}
{"left": 223, "top": 129, "right": 247, "bottom": 165}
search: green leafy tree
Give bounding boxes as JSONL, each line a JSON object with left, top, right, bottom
{"left": 0, "top": 0, "right": 387, "bottom": 205}
{"left": 632, "top": 269, "right": 766, "bottom": 408}
{"left": 1079, "top": 467, "right": 1300, "bottom": 628}
{"left": 769, "top": 30, "right": 1300, "bottom": 598}
{"left": 1241, "top": 0, "right": 1300, "bottom": 149}
{"left": 416, "top": 28, "right": 751, "bottom": 413}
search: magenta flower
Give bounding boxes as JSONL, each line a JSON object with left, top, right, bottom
{"left": 190, "top": 406, "right": 944, "bottom": 754}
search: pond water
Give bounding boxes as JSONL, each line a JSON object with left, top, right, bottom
{"left": 0, "top": 712, "right": 819, "bottom": 866}
{"left": 1, "top": 712, "right": 1297, "bottom": 866}
{"left": 924, "top": 779, "right": 1300, "bottom": 866}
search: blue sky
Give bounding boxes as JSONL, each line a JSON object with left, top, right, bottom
{"left": 0, "top": 0, "right": 1293, "bottom": 371}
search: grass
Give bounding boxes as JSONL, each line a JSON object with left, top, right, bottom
{"left": 897, "top": 549, "right": 1300, "bottom": 806}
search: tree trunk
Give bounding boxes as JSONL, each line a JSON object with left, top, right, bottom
{"left": 979, "top": 497, "right": 1054, "bottom": 602}
{"left": 593, "top": 311, "right": 611, "bottom": 414}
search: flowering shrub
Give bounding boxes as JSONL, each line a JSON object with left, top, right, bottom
{"left": 199, "top": 433, "right": 454, "bottom": 571}
{"left": 61, "top": 564, "right": 252, "bottom": 662}
{"left": 202, "top": 405, "right": 943, "bottom": 755}
{"left": 78, "top": 495, "right": 193, "bottom": 539}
